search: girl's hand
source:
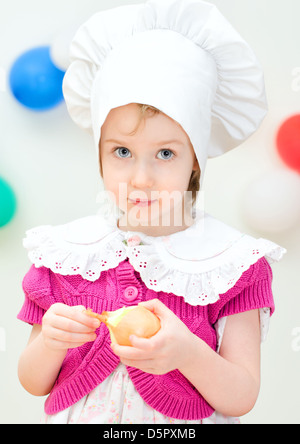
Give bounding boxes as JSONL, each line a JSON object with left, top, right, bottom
{"left": 111, "top": 299, "right": 194, "bottom": 375}
{"left": 42, "top": 303, "right": 100, "bottom": 351}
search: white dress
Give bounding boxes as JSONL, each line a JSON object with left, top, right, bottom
{"left": 23, "top": 210, "right": 284, "bottom": 425}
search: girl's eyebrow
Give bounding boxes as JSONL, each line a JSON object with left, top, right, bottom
{"left": 103, "top": 138, "right": 128, "bottom": 144}
{"left": 154, "top": 139, "right": 184, "bottom": 146}
{"left": 103, "top": 138, "right": 184, "bottom": 146}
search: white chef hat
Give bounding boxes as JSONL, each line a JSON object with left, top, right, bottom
{"left": 63, "top": 0, "right": 267, "bottom": 190}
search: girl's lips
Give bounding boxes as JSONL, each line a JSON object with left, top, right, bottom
{"left": 129, "top": 199, "right": 158, "bottom": 207}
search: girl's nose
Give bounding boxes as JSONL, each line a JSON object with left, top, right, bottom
{"left": 130, "top": 163, "right": 154, "bottom": 189}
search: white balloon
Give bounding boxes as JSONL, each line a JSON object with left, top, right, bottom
{"left": 241, "top": 169, "right": 300, "bottom": 233}
{"left": 50, "top": 24, "right": 79, "bottom": 71}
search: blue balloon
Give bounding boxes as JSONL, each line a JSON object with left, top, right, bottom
{"left": 9, "top": 46, "right": 65, "bottom": 111}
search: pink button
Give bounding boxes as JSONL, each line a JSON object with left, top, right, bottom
{"left": 124, "top": 286, "right": 139, "bottom": 302}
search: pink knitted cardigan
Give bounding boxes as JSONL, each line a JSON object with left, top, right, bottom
{"left": 17, "top": 257, "right": 274, "bottom": 420}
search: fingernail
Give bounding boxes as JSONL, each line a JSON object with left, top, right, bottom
{"left": 129, "top": 335, "right": 135, "bottom": 343}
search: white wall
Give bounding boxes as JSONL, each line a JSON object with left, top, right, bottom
{"left": 0, "top": 0, "right": 299, "bottom": 424}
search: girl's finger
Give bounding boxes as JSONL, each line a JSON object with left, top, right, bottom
{"left": 138, "top": 299, "right": 169, "bottom": 318}
{"left": 51, "top": 304, "right": 100, "bottom": 330}
{"left": 44, "top": 326, "right": 97, "bottom": 344}
{"left": 48, "top": 315, "right": 98, "bottom": 334}
{"left": 128, "top": 334, "right": 157, "bottom": 350}
{"left": 111, "top": 342, "right": 152, "bottom": 360}
{"left": 46, "top": 338, "right": 92, "bottom": 350}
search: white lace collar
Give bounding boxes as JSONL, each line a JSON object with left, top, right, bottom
{"left": 23, "top": 211, "right": 286, "bottom": 306}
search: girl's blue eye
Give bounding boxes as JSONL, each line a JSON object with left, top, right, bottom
{"left": 114, "top": 147, "right": 174, "bottom": 160}
{"left": 158, "top": 149, "right": 174, "bottom": 160}
{"left": 115, "top": 147, "right": 131, "bottom": 158}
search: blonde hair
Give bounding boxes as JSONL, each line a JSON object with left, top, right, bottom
{"left": 99, "top": 103, "right": 201, "bottom": 205}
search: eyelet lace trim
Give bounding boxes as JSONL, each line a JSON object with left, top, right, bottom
{"left": 125, "top": 237, "right": 285, "bottom": 305}
{"left": 23, "top": 215, "right": 286, "bottom": 306}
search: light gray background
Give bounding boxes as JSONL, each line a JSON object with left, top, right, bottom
{"left": 0, "top": 0, "right": 299, "bottom": 424}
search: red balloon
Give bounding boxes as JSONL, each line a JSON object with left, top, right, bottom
{"left": 276, "top": 115, "right": 300, "bottom": 173}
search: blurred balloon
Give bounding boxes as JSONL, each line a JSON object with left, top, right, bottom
{"left": 276, "top": 115, "right": 300, "bottom": 173}
{"left": 0, "top": 177, "right": 17, "bottom": 228}
{"left": 241, "top": 169, "right": 300, "bottom": 233}
{"left": 9, "top": 46, "right": 65, "bottom": 111}
{"left": 50, "top": 24, "right": 79, "bottom": 71}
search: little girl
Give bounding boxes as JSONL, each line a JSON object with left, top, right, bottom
{"left": 17, "top": 0, "right": 286, "bottom": 424}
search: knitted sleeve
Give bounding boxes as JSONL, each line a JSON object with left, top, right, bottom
{"left": 17, "top": 265, "right": 56, "bottom": 325}
{"left": 208, "top": 257, "right": 274, "bottom": 326}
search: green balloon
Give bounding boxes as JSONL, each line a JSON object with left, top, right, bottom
{"left": 0, "top": 177, "right": 17, "bottom": 228}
